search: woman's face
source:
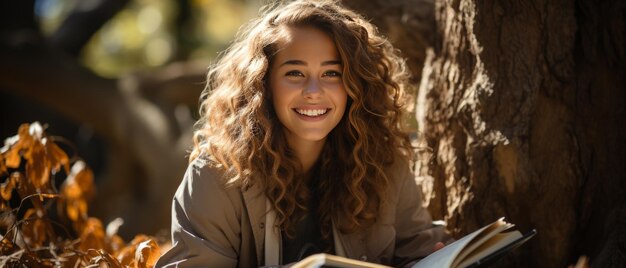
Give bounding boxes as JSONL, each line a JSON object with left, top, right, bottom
{"left": 269, "top": 26, "right": 348, "bottom": 145}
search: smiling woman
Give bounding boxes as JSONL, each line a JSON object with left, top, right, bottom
{"left": 155, "top": 1, "right": 449, "bottom": 267}
{"left": 269, "top": 26, "right": 348, "bottom": 171}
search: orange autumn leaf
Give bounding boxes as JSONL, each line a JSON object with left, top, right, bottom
{"left": 107, "top": 234, "right": 126, "bottom": 256}
{"left": 0, "top": 172, "right": 19, "bottom": 201}
{"left": 1, "top": 122, "right": 167, "bottom": 267}
{"left": 21, "top": 208, "right": 48, "bottom": 248}
{"left": 0, "top": 236, "right": 16, "bottom": 256}
{"left": 13, "top": 173, "right": 37, "bottom": 205}
{"left": 61, "top": 161, "right": 95, "bottom": 222}
{"left": 25, "top": 139, "right": 50, "bottom": 190}
{"left": 3, "top": 123, "right": 41, "bottom": 169}
{"left": 0, "top": 153, "right": 7, "bottom": 175}
{"left": 3, "top": 136, "right": 21, "bottom": 169}
{"left": 87, "top": 249, "right": 123, "bottom": 268}
{"left": 78, "top": 218, "right": 107, "bottom": 252}
{"left": 4, "top": 144, "right": 21, "bottom": 169}
{"left": 117, "top": 234, "right": 150, "bottom": 266}
{"left": 3, "top": 124, "right": 32, "bottom": 169}
{"left": 135, "top": 239, "right": 160, "bottom": 268}
{"left": 44, "top": 139, "right": 70, "bottom": 175}
{"left": 2, "top": 122, "right": 69, "bottom": 191}
{"left": 66, "top": 199, "right": 88, "bottom": 223}
{"left": 62, "top": 161, "right": 95, "bottom": 200}
{"left": 56, "top": 250, "right": 84, "bottom": 268}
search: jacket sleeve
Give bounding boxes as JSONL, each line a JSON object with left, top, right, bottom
{"left": 155, "top": 160, "right": 242, "bottom": 268}
{"left": 392, "top": 161, "right": 450, "bottom": 268}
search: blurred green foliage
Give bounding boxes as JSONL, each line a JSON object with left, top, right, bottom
{"left": 38, "top": 0, "right": 263, "bottom": 77}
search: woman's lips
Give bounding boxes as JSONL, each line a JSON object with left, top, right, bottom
{"left": 292, "top": 108, "right": 331, "bottom": 121}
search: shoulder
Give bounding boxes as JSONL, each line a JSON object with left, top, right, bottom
{"left": 382, "top": 154, "right": 421, "bottom": 209}
{"left": 385, "top": 154, "right": 413, "bottom": 187}
{"left": 175, "top": 157, "right": 244, "bottom": 215}
{"left": 181, "top": 157, "right": 237, "bottom": 191}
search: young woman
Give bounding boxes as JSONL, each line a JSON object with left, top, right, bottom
{"left": 156, "top": 0, "right": 447, "bottom": 267}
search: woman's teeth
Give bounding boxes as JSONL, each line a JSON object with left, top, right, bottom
{"left": 295, "top": 109, "right": 328, "bottom": 117}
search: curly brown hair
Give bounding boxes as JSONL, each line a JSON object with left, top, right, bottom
{"left": 191, "top": 0, "right": 415, "bottom": 240}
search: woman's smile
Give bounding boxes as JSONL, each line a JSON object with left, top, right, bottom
{"left": 293, "top": 106, "right": 332, "bottom": 121}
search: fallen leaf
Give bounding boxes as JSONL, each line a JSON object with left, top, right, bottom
{"left": 0, "top": 154, "right": 7, "bottom": 175}
{"left": 3, "top": 134, "right": 22, "bottom": 169}
{"left": 27, "top": 141, "right": 52, "bottom": 190}
{"left": 21, "top": 208, "right": 48, "bottom": 248}
{"left": 135, "top": 239, "right": 160, "bottom": 268}
{"left": 117, "top": 234, "right": 150, "bottom": 266}
{"left": 0, "top": 173, "right": 18, "bottom": 201}
{"left": 78, "top": 218, "right": 107, "bottom": 252}
{"left": 62, "top": 161, "right": 95, "bottom": 222}
{"left": 88, "top": 249, "right": 123, "bottom": 268}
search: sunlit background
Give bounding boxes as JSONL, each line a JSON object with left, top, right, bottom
{"left": 36, "top": 0, "right": 263, "bottom": 77}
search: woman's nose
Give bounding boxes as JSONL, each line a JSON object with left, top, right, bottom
{"left": 303, "top": 79, "right": 322, "bottom": 98}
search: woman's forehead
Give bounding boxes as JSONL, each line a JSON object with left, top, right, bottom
{"left": 276, "top": 26, "right": 335, "bottom": 48}
{"left": 272, "top": 26, "right": 339, "bottom": 62}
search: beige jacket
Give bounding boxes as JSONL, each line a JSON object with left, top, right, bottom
{"left": 155, "top": 158, "right": 447, "bottom": 268}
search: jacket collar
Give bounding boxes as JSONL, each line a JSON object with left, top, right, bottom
{"left": 242, "top": 182, "right": 374, "bottom": 266}
{"left": 241, "top": 181, "right": 266, "bottom": 267}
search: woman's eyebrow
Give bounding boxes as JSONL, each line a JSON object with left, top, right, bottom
{"left": 279, "top": 59, "right": 342, "bottom": 67}
{"left": 280, "top": 59, "right": 307, "bottom": 66}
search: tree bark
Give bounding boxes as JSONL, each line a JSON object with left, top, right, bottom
{"left": 415, "top": 0, "right": 625, "bottom": 267}
{"left": 342, "top": 0, "right": 435, "bottom": 86}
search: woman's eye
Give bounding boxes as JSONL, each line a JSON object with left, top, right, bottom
{"left": 285, "top": 70, "right": 304, "bottom": 77}
{"left": 323, "top": 70, "right": 342, "bottom": 77}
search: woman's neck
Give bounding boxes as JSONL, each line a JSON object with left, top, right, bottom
{"left": 286, "top": 135, "right": 325, "bottom": 174}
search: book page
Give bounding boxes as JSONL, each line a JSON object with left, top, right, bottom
{"left": 292, "top": 253, "right": 391, "bottom": 268}
{"left": 411, "top": 218, "right": 507, "bottom": 268}
{"left": 455, "top": 230, "right": 522, "bottom": 267}
{"left": 452, "top": 220, "right": 513, "bottom": 267}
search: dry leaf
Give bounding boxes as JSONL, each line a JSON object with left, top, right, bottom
{"left": 67, "top": 199, "right": 88, "bottom": 222}
{"left": 0, "top": 153, "right": 7, "bottom": 175}
{"left": 107, "top": 234, "right": 126, "bottom": 256}
{"left": 88, "top": 249, "right": 123, "bottom": 268}
{"left": 78, "top": 218, "right": 107, "bottom": 252}
{"left": 57, "top": 250, "right": 84, "bottom": 268}
{"left": 45, "top": 140, "right": 70, "bottom": 175}
{"left": 0, "top": 236, "right": 17, "bottom": 256}
{"left": 0, "top": 248, "right": 24, "bottom": 267}
{"left": 1, "top": 123, "right": 166, "bottom": 267}
{"left": 14, "top": 172, "right": 36, "bottom": 204}
{"left": 63, "top": 161, "right": 95, "bottom": 200}
{"left": 105, "top": 218, "right": 124, "bottom": 237}
{"left": 28, "top": 122, "right": 44, "bottom": 141}
{"left": 26, "top": 141, "right": 50, "bottom": 190}
{"left": 135, "top": 239, "right": 160, "bottom": 268}
{"left": 0, "top": 172, "right": 19, "bottom": 201}
{"left": 3, "top": 135, "right": 22, "bottom": 169}
{"left": 3, "top": 123, "right": 39, "bottom": 169}
{"left": 62, "top": 161, "right": 95, "bottom": 222}
{"left": 21, "top": 208, "right": 48, "bottom": 248}
{"left": 3, "top": 130, "right": 25, "bottom": 169}
{"left": 117, "top": 234, "right": 150, "bottom": 266}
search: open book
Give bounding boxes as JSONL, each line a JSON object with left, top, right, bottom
{"left": 292, "top": 218, "right": 536, "bottom": 268}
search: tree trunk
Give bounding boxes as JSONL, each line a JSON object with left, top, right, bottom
{"left": 342, "top": 0, "right": 435, "bottom": 87}
{"left": 415, "top": 0, "right": 625, "bottom": 267}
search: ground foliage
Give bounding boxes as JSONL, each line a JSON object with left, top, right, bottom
{"left": 0, "top": 122, "right": 160, "bottom": 267}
